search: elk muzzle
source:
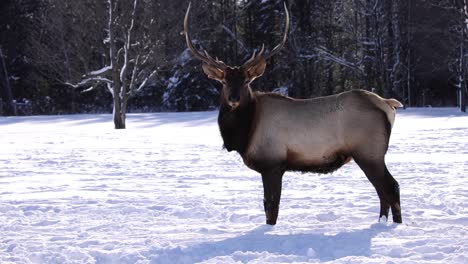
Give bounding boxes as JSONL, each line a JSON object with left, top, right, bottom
{"left": 227, "top": 95, "right": 241, "bottom": 110}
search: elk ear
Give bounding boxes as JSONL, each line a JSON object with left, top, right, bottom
{"left": 246, "top": 58, "right": 266, "bottom": 80}
{"left": 202, "top": 63, "right": 224, "bottom": 82}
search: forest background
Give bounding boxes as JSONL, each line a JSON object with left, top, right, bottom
{"left": 1, "top": 0, "right": 467, "bottom": 119}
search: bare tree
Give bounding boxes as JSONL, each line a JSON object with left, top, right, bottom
{"left": 26, "top": 1, "right": 105, "bottom": 113}
{"left": 430, "top": 0, "right": 468, "bottom": 111}
{"left": 68, "top": 0, "right": 158, "bottom": 129}
{"left": 388, "top": 0, "right": 408, "bottom": 103}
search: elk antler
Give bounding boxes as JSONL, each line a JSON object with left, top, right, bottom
{"left": 184, "top": 3, "right": 227, "bottom": 70}
{"left": 242, "top": 2, "right": 290, "bottom": 69}
{"left": 242, "top": 44, "right": 266, "bottom": 70}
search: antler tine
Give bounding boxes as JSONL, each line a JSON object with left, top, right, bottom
{"left": 248, "top": 50, "right": 257, "bottom": 63}
{"left": 241, "top": 3, "right": 289, "bottom": 69}
{"left": 264, "top": 2, "right": 290, "bottom": 60}
{"left": 242, "top": 44, "right": 265, "bottom": 69}
{"left": 258, "top": 44, "right": 266, "bottom": 57}
{"left": 243, "top": 50, "right": 257, "bottom": 67}
{"left": 184, "top": 3, "right": 226, "bottom": 69}
{"left": 204, "top": 50, "right": 227, "bottom": 69}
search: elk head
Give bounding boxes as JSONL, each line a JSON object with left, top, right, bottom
{"left": 184, "top": 2, "right": 290, "bottom": 110}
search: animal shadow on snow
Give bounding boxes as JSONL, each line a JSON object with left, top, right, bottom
{"left": 150, "top": 223, "right": 396, "bottom": 263}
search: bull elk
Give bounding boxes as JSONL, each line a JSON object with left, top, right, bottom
{"left": 184, "top": 3, "right": 403, "bottom": 225}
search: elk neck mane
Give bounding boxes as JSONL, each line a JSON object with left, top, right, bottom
{"left": 218, "top": 91, "right": 256, "bottom": 154}
{"left": 217, "top": 91, "right": 292, "bottom": 154}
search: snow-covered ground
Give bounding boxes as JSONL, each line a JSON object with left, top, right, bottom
{"left": 0, "top": 108, "right": 467, "bottom": 264}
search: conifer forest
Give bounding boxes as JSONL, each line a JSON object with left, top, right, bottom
{"left": 1, "top": 0, "right": 467, "bottom": 118}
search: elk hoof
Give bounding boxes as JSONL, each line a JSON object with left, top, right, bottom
{"left": 265, "top": 209, "right": 278, "bottom": 225}
{"left": 393, "top": 215, "right": 402, "bottom": 223}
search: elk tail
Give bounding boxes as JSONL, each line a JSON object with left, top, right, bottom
{"left": 364, "top": 91, "right": 403, "bottom": 129}
{"left": 384, "top": 98, "right": 404, "bottom": 110}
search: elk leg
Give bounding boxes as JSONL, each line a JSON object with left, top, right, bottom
{"left": 354, "top": 158, "right": 402, "bottom": 223}
{"left": 261, "top": 167, "right": 284, "bottom": 225}
{"left": 376, "top": 189, "right": 390, "bottom": 221}
{"left": 384, "top": 165, "right": 402, "bottom": 223}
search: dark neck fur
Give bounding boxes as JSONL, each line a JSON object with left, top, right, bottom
{"left": 217, "top": 93, "right": 256, "bottom": 154}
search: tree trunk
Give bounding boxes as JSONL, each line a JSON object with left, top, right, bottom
{"left": 461, "top": 83, "right": 467, "bottom": 112}
{"left": 459, "top": 0, "right": 467, "bottom": 112}
{"left": 113, "top": 111, "right": 126, "bottom": 129}
{"left": 385, "top": 0, "right": 394, "bottom": 98}
{"left": 406, "top": 0, "right": 412, "bottom": 107}
{"left": 113, "top": 94, "right": 126, "bottom": 129}
{"left": 0, "top": 46, "right": 16, "bottom": 116}
{"left": 108, "top": 0, "right": 126, "bottom": 129}
{"left": 364, "top": 0, "right": 374, "bottom": 90}
{"left": 392, "top": 0, "right": 405, "bottom": 102}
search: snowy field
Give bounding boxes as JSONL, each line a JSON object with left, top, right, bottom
{"left": 0, "top": 108, "right": 467, "bottom": 264}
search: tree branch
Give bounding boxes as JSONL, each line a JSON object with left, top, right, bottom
{"left": 128, "top": 54, "right": 140, "bottom": 92}
{"left": 299, "top": 46, "right": 365, "bottom": 75}
{"left": 128, "top": 69, "right": 157, "bottom": 97}
{"left": 87, "top": 65, "right": 112, "bottom": 76}
{"left": 65, "top": 77, "right": 113, "bottom": 89}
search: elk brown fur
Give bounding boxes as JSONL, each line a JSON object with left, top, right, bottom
{"left": 184, "top": 2, "right": 403, "bottom": 225}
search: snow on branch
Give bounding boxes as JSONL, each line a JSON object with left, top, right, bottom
{"left": 127, "top": 69, "right": 158, "bottom": 97}
{"left": 106, "top": 83, "right": 113, "bottom": 96}
{"left": 136, "top": 70, "right": 157, "bottom": 91}
{"left": 66, "top": 77, "right": 113, "bottom": 89}
{"left": 88, "top": 65, "right": 112, "bottom": 76}
{"left": 128, "top": 54, "right": 141, "bottom": 93}
{"left": 299, "top": 46, "right": 364, "bottom": 74}
{"left": 81, "top": 85, "right": 99, "bottom": 93}
{"left": 140, "top": 51, "right": 152, "bottom": 66}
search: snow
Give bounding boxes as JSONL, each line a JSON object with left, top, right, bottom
{"left": 88, "top": 66, "right": 112, "bottom": 76}
{"left": 0, "top": 108, "right": 467, "bottom": 264}
{"left": 272, "top": 86, "right": 288, "bottom": 96}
